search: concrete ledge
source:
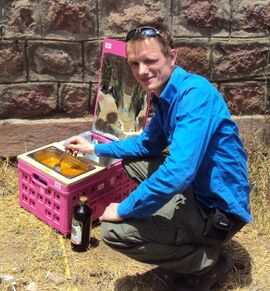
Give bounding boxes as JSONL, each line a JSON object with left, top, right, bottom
{"left": 1, "top": 115, "right": 269, "bottom": 157}
{"left": 233, "top": 115, "right": 270, "bottom": 145}
{"left": 1, "top": 118, "right": 94, "bottom": 157}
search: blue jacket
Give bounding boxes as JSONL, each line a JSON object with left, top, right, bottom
{"left": 95, "top": 66, "right": 252, "bottom": 223}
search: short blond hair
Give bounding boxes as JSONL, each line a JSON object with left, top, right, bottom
{"left": 126, "top": 23, "right": 174, "bottom": 56}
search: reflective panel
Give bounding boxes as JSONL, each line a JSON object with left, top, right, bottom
{"left": 93, "top": 39, "right": 149, "bottom": 140}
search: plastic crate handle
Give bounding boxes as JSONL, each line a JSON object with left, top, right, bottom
{"left": 31, "top": 173, "right": 48, "bottom": 189}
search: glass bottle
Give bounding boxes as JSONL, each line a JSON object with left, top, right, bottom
{"left": 71, "top": 196, "right": 92, "bottom": 252}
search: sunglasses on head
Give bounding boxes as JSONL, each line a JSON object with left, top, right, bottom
{"left": 125, "top": 26, "right": 162, "bottom": 42}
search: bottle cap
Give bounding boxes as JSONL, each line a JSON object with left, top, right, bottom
{"left": 79, "top": 196, "right": 88, "bottom": 203}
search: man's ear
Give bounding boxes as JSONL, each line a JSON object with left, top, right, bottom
{"left": 170, "top": 49, "right": 177, "bottom": 67}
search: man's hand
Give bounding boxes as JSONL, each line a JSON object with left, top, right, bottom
{"left": 99, "top": 203, "right": 124, "bottom": 222}
{"left": 65, "top": 135, "right": 95, "bottom": 156}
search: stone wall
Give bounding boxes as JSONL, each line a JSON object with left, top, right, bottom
{"left": 0, "top": 0, "right": 269, "bottom": 157}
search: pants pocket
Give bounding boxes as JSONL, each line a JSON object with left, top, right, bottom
{"left": 203, "top": 208, "right": 233, "bottom": 241}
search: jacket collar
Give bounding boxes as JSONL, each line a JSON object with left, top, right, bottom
{"left": 157, "top": 66, "right": 188, "bottom": 105}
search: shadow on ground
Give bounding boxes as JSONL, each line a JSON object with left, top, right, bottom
{"left": 113, "top": 239, "right": 252, "bottom": 291}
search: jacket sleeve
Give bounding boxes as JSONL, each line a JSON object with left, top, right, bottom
{"left": 94, "top": 109, "right": 168, "bottom": 158}
{"left": 117, "top": 87, "right": 217, "bottom": 219}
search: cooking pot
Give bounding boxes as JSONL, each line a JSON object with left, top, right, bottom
{"left": 29, "top": 146, "right": 95, "bottom": 178}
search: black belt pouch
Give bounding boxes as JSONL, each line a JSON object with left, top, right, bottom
{"left": 203, "top": 208, "right": 233, "bottom": 241}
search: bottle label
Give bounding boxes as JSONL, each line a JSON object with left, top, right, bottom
{"left": 71, "top": 218, "right": 83, "bottom": 245}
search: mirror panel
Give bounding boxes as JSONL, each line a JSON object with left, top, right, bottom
{"left": 93, "top": 38, "right": 148, "bottom": 140}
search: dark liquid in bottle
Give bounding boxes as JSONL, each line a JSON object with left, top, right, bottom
{"left": 71, "top": 196, "right": 92, "bottom": 252}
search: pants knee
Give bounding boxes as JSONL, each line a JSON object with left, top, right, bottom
{"left": 100, "top": 221, "right": 112, "bottom": 242}
{"left": 100, "top": 221, "right": 124, "bottom": 247}
{"left": 101, "top": 221, "right": 138, "bottom": 252}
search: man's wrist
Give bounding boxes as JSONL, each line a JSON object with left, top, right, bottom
{"left": 117, "top": 202, "right": 130, "bottom": 219}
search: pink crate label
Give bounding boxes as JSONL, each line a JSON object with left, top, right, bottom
{"left": 40, "top": 188, "right": 45, "bottom": 195}
{"left": 98, "top": 183, "right": 105, "bottom": 191}
{"left": 54, "top": 181, "right": 62, "bottom": 189}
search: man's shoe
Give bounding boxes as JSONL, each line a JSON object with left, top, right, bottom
{"left": 172, "top": 253, "right": 233, "bottom": 291}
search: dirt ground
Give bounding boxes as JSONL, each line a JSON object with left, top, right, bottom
{"left": 0, "top": 150, "right": 270, "bottom": 291}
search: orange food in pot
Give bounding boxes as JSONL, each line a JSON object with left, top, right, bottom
{"left": 41, "top": 157, "right": 87, "bottom": 176}
{"left": 61, "top": 168, "right": 85, "bottom": 176}
{"left": 60, "top": 161, "right": 87, "bottom": 176}
{"left": 42, "top": 157, "right": 60, "bottom": 168}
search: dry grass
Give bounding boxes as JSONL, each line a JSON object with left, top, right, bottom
{"left": 0, "top": 139, "right": 269, "bottom": 291}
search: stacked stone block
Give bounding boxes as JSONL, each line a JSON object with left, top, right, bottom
{"left": 0, "top": 0, "right": 269, "bottom": 156}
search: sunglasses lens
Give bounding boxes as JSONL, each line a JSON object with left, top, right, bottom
{"left": 125, "top": 27, "right": 159, "bottom": 42}
{"left": 140, "top": 28, "right": 158, "bottom": 37}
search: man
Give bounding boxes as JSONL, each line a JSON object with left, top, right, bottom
{"left": 66, "top": 24, "right": 252, "bottom": 290}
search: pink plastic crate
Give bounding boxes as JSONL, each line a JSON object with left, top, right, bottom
{"left": 17, "top": 38, "right": 146, "bottom": 236}
{"left": 18, "top": 159, "right": 137, "bottom": 235}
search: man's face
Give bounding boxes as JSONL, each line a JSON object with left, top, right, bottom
{"left": 126, "top": 38, "right": 176, "bottom": 97}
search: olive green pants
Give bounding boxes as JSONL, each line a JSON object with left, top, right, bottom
{"left": 101, "top": 156, "right": 235, "bottom": 274}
